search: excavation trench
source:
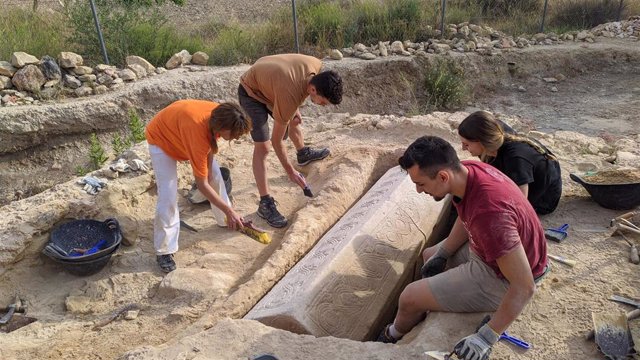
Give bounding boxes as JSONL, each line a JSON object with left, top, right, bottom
{"left": 1, "top": 38, "right": 640, "bottom": 359}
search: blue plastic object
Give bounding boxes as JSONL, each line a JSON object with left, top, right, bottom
{"left": 501, "top": 331, "right": 531, "bottom": 349}
{"left": 71, "top": 239, "right": 108, "bottom": 256}
{"left": 545, "top": 223, "right": 569, "bottom": 242}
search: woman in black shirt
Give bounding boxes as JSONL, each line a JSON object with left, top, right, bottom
{"left": 458, "top": 111, "right": 562, "bottom": 215}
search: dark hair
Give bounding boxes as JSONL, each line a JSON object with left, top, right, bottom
{"left": 458, "top": 110, "right": 556, "bottom": 161}
{"left": 309, "top": 70, "right": 343, "bottom": 105}
{"left": 398, "top": 136, "right": 462, "bottom": 178}
{"left": 209, "top": 102, "right": 252, "bottom": 154}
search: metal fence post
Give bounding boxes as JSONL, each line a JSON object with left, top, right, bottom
{"left": 89, "top": 0, "right": 109, "bottom": 65}
{"left": 440, "top": 0, "right": 446, "bottom": 38}
{"left": 292, "top": 0, "right": 300, "bottom": 53}
{"left": 617, "top": 0, "right": 624, "bottom": 21}
{"left": 539, "top": 0, "right": 549, "bottom": 33}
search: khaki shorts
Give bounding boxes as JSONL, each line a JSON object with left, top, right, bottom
{"left": 427, "top": 243, "right": 510, "bottom": 312}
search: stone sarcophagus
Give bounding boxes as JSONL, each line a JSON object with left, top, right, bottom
{"left": 244, "top": 166, "right": 444, "bottom": 341}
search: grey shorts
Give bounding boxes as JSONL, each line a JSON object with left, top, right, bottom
{"left": 427, "top": 243, "right": 510, "bottom": 312}
{"left": 238, "top": 84, "right": 273, "bottom": 143}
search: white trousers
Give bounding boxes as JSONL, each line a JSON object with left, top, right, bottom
{"left": 149, "top": 144, "right": 230, "bottom": 255}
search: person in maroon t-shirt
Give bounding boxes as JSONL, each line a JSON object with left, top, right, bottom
{"left": 377, "top": 136, "right": 547, "bottom": 360}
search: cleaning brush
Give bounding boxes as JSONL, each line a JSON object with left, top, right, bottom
{"left": 240, "top": 221, "right": 271, "bottom": 244}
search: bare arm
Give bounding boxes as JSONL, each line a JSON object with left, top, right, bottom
{"left": 518, "top": 183, "right": 529, "bottom": 198}
{"left": 194, "top": 176, "right": 243, "bottom": 230}
{"left": 440, "top": 217, "right": 469, "bottom": 255}
{"left": 487, "top": 244, "right": 536, "bottom": 333}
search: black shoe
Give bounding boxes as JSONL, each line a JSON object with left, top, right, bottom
{"left": 156, "top": 254, "right": 176, "bottom": 273}
{"left": 297, "top": 146, "right": 330, "bottom": 166}
{"left": 376, "top": 324, "right": 398, "bottom": 344}
{"left": 257, "top": 196, "right": 288, "bottom": 228}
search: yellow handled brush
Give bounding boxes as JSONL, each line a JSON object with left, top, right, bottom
{"left": 240, "top": 220, "right": 271, "bottom": 244}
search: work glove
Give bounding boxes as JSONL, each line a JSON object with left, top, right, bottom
{"left": 129, "top": 159, "right": 149, "bottom": 172}
{"left": 453, "top": 323, "right": 499, "bottom": 360}
{"left": 109, "top": 158, "right": 131, "bottom": 173}
{"left": 421, "top": 246, "right": 450, "bottom": 278}
{"left": 78, "top": 176, "right": 107, "bottom": 195}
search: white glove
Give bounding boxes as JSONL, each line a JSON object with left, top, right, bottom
{"left": 109, "top": 158, "right": 131, "bottom": 173}
{"left": 453, "top": 324, "right": 499, "bottom": 360}
{"left": 129, "top": 159, "right": 149, "bottom": 172}
{"left": 78, "top": 176, "right": 107, "bottom": 195}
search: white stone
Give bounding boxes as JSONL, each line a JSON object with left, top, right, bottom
{"left": 73, "top": 66, "right": 94, "bottom": 75}
{"left": 58, "top": 51, "right": 83, "bottom": 68}
{"left": 126, "top": 55, "right": 156, "bottom": 73}
{"left": 358, "top": 52, "right": 377, "bottom": 60}
{"left": 329, "top": 49, "right": 343, "bottom": 60}
{"left": 11, "top": 52, "right": 39, "bottom": 68}
{"left": 191, "top": 51, "right": 209, "bottom": 65}
{"left": 165, "top": 49, "right": 192, "bottom": 70}
{"left": 0, "top": 61, "right": 17, "bottom": 77}
{"left": 390, "top": 40, "right": 405, "bottom": 53}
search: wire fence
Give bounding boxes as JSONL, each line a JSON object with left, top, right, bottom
{"left": 2, "top": 0, "right": 637, "bottom": 66}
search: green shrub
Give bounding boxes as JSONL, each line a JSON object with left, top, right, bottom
{"left": 75, "top": 165, "right": 90, "bottom": 176}
{"left": 387, "top": 0, "right": 428, "bottom": 41}
{"left": 550, "top": 0, "right": 624, "bottom": 31}
{"left": 112, "top": 133, "right": 132, "bottom": 156}
{"left": 0, "top": 8, "right": 69, "bottom": 61}
{"left": 67, "top": 0, "right": 204, "bottom": 66}
{"left": 89, "top": 133, "right": 108, "bottom": 170}
{"left": 208, "top": 25, "right": 264, "bottom": 66}
{"left": 301, "top": 2, "right": 347, "bottom": 48}
{"left": 423, "top": 60, "right": 467, "bottom": 111}
{"left": 344, "top": 0, "right": 390, "bottom": 44}
{"left": 128, "top": 108, "right": 146, "bottom": 143}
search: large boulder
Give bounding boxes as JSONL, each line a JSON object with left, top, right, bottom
{"left": 39, "top": 55, "right": 62, "bottom": 80}
{"left": 58, "top": 51, "right": 83, "bottom": 68}
{"left": 0, "top": 61, "right": 17, "bottom": 77}
{"left": 11, "top": 65, "right": 46, "bottom": 93}
{"left": 165, "top": 49, "right": 192, "bottom": 70}
{"left": 191, "top": 51, "right": 209, "bottom": 65}
{"left": 11, "top": 52, "right": 39, "bottom": 68}
{"left": 126, "top": 55, "right": 155, "bottom": 74}
{"left": 0, "top": 76, "right": 12, "bottom": 90}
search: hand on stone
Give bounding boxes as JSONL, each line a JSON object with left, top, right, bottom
{"left": 453, "top": 324, "right": 499, "bottom": 360}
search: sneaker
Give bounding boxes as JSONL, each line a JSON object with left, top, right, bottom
{"left": 376, "top": 324, "right": 398, "bottom": 344}
{"left": 297, "top": 146, "right": 330, "bottom": 166}
{"left": 257, "top": 196, "right": 288, "bottom": 228}
{"left": 156, "top": 254, "right": 176, "bottom": 273}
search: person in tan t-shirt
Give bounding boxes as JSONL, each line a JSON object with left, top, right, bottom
{"left": 238, "top": 54, "right": 343, "bottom": 228}
{"left": 145, "top": 100, "right": 251, "bottom": 272}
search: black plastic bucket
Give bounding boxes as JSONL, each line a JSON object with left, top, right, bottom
{"left": 570, "top": 173, "right": 640, "bottom": 210}
{"left": 43, "top": 218, "right": 122, "bottom": 275}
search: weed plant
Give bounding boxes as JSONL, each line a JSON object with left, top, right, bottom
{"left": 128, "top": 108, "right": 146, "bottom": 143}
{"left": 112, "top": 133, "right": 132, "bottom": 156}
{"left": 75, "top": 165, "right": 90, "bottom": 176}
{"left": 423, "top": 60, "right": 467, "bottom": 111}
{"left": 89, "top": 133, "right": 108, "bottom": 170}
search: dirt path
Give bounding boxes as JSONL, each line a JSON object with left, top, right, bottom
{"left": 474, "top": 70, "right": 640, "bottom": 137}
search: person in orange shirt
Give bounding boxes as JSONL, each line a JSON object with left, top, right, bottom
{"left": 238, "top": 54, "right": 343, "bottom": 228}
{"left": 145, "top": 100, "right": 252, "bottom": 272}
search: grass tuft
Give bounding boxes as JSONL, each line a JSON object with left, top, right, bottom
{"left": 0, "top": 8, "right": 69, "bottom": 61}
{"left": 423, "top": 60, "right": 468, "bottom": 111}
